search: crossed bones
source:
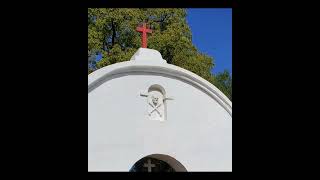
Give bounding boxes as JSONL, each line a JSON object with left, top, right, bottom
{"left": 148, "top": 101, "right": 162, "bottom": 117}
{"left": 140, "top": 92, "right": 173, "bottom": 118}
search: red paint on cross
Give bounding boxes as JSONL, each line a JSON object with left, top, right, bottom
{"left": 136, "top": 23, "right": 152, "bottom": 48}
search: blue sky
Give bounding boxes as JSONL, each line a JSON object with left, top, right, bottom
{"left": 187, "top": 8, "right": 232, "bottom": 75}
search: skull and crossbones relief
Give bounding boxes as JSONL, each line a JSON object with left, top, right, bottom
{"left": 140, "top": 85, "right": 173, "bottom": 121}
{"left": 149, "top": 95, "right": 162, "bottom": 117}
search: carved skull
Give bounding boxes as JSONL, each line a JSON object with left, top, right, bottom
{"left": 151, "top": 95, "right": 159, "bottom": 106}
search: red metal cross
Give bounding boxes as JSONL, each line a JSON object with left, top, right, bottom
{"left": 136, "top": 23, "right": 152, "bottom": 48}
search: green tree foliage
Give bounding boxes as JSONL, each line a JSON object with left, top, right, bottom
{"left": 213, "top": 70, "right": 232, "bottom": 101}
{"left": 88, "top": 8, "right": 232, "bottom": 101}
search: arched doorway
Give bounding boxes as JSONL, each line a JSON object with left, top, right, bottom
{"left": 129, "top": 154, "right": 187, "bottom": 172}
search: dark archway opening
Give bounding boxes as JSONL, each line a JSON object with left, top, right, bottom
{"left": 129, "top": 154, "right": 187, "bottom": 172}
{"left": 130, "top": 157, "right": 175, "bottom": 172}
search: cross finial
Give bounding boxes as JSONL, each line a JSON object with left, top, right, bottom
{"left": 136, "top": 23, "right": 152, "bottom": 48}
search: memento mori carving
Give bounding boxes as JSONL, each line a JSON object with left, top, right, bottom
{"left": 140, "top": 84, "right": 173, "bottom": 121}
{"left": 148, "top": 91, "right": 164, "bottom": 121}
{"left": 149, "top": 95, "right": 162, "bottom": 117}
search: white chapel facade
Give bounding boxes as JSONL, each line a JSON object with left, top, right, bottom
{"left": 88, "top": 47, "right": 232, "bottom": 172}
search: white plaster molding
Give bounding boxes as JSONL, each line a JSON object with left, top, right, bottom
{"left": 130, "top": 48, "right": 166, "bottom": 63}
{"left": 88, "top": 48, "right": 232, "bottom": 116}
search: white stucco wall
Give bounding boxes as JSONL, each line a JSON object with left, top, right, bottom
{"left": 88, "top": 48, "right": 232, "bottom": 172}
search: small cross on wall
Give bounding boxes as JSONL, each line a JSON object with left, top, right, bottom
{"left": 136, "top": 23, "right": 152, "bottom": 48}
{"left": 143, "top": 159, "right": 156, "bottom": 172}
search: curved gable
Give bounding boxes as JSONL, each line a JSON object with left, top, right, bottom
{"left": 88, "top": 48, "right": 232, "bottom": 171}
{"left": 88, "top": 52, "right": 232, "bottom": 116}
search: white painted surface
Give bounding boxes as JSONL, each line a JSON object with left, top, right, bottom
{"left": 88, "top": 48, "right": 232, "bottom": 172}
{"left": 130, "top": 48, "right": 166, "bottom": 63}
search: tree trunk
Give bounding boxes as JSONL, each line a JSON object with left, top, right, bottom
{"left": 111, "top": 20, "right": 116, "bottom": 46}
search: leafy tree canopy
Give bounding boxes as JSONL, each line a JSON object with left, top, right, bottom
{"left": 88, "top": 8, "right": 231, "bottom": 101}
{"left": 213, "top": 70, "right": 232, "bottom": 101}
